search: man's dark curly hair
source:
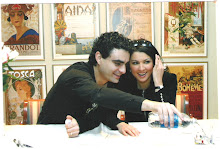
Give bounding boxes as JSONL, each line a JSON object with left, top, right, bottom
{"left": 88, "top": 32, "right": 133, "bottom": 66}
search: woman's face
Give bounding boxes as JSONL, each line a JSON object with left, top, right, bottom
{"left": 130, "top": 51, "right": 154, "bottom": 83}
{"left": 16, "top": 84, "right": 27, "bottom": 99}
{"left": 9, "top": 10, "right": 24, "bottom": 27}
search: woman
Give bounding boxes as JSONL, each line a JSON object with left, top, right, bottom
{"left": 118, "top": 39, "right": 177, "bottom": 121}
{"left": 8, "top": 80, "right": 33, "bottom": 124}
{"left": 2, "top": 4, "right": 39, "bottom": 45}
{"left": 114, "top": 39, "right": 177, "bottom": 136}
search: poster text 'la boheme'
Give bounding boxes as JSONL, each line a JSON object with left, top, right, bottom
{"left": 178, "top": 82, "right": 202, "bottom": 92}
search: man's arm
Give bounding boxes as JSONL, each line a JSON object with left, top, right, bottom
{"left": 63, "top": 68, "right": 183, "bottom": 132}
{"left": 62, "top": 68, "right": 145, "bottom": 113}
{"left": 99, "top": 107, "right": 141, "bottom": 137}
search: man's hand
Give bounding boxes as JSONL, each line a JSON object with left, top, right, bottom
{"left": 117, "top": 122, "right": 140, "bottom": 137}
{"left": 141, "top": 100, "right": 183, "bottom": 128}
{"left": 65, "top": 115, "right": 80, "bottom": 138}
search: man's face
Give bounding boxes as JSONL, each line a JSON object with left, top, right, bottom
{"left": 98, "top": 48, "right": 130, "bottom": 84}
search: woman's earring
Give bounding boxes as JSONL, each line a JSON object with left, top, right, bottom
{"left": 7, "top": 17, "right": 11, "bottom": 22}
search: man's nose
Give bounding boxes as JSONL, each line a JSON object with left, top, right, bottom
{"left": 119, "top": 65, "right": 126, "bottom": 74}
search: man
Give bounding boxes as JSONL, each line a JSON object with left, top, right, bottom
{"left": 37, "top": 32, "right": 182, "bottom": 137}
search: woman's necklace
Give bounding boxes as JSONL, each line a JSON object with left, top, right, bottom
{"left": 142, "top": 90, "right": 145, "bottom": 98}
{"left": 137, "top": 80, "right": 151, "bottom": 120}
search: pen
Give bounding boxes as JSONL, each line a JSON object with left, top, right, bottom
{"left": 13, "top": 139, "right": 33, "bottom": 148}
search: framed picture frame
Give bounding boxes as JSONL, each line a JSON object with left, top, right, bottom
{"left": 107, "top": 2, "right": 154, "bottom": 43}
{"left": 52, "top": 3, "right": 100, "bottom": 60}
{"left": 4, "top": 65, "right": 46, "bottom": 125}
{"left": 1, "top": 4, "right": 44, "bottom": 60}
{"left": 166, "top": 62, "right": 207, "bottom": 119}
{"left": 162, "top": 2, "right": 207, "bottom": 57}
{"left": 52, "top": 64, "right": 70, "bottom": 84}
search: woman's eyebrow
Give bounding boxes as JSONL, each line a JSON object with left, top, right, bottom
{"left": 130, "top": 58, "right": 151, "bottom": 61}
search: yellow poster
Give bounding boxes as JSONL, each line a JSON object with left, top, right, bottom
{"left": 168, "top": 63, "right": 207, "bottom": 119}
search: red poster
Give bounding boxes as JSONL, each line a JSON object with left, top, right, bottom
{"left": 168, "top": 63, "right": 207, "bottom": 119}
{"left": 162, "top": 2, "right": 207, "bottom": 57}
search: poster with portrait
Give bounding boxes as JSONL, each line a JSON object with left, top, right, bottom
{"left": 1, "top": 4, "right": 44, "bottom": 60}
{"left": 167, "top": 63, "right": 207, "bottom": 119}
{"left": 4, "top": 66, "right": 46, "bottom": 125}
{"left": 52, "top": 3, "right": 100, "bottom": 60}
{"left": 162, "top": 2, "right": 207, "bottom": 57}
{"left": 107, "top": 2, "right": 154, "bottom": 42}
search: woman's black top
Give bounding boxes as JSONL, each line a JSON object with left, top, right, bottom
{"left": 115, "top": 71, "right": 177, "bottom": 122}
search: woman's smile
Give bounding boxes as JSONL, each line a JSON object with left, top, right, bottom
{"left": 138, "top": 72, "right": 147, "bottom": 77}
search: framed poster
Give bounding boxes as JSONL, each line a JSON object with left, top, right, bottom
{"left": 162, "top": 2, "right": 207, "bottom": 57}
{"left": 53, "top": 64, "right": 70, "bottom": 84}
{"left": 1, "top": 4, "right": 44, "bottom": 60}
{"left": 107, "top": 2, "right": 154, "bottom": 43}
{"left": 52, "top": 3, "right": 100, "bottom": 60}
{"left": 166, "top": 62, "right": 207, "bottom": 119}
{"left": 4, "top": 65, "right": 46, "bottom": 125}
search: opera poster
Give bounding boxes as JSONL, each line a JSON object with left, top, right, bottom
{"left": 162, "top": 2, "right": 207, "bottom": 57}
{"left": 1, "top": 4, "right": 43, "bottom": 60}
{"left": 52, "top": 3, "right": 99, "bottom": 60}
{"left": 107, "top": 2, "right": 153, "bottom": 42}
{"left": 167, "top": 63, "right": 207, "bottom": 119}
{"left": 4, "top": 66, "right": 46, "bottom": 125}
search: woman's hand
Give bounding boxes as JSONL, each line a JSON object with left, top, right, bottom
{"left": 65, "top": 115, "right": 80, "bottom": 138}
{"left": 152, "top": 54, "right": 164, "bottom": 86}
{"left": 117, "top": 122, "right": 140, "bottom": 137}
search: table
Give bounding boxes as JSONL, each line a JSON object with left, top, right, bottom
{"left": 1, "top": 119, "right": 220, "bottom": 149}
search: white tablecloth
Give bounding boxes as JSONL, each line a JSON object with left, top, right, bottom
{"left": 1, "top": 119, "right": 220, "bottom": 149}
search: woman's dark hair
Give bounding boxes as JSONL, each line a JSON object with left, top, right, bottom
{"left": 132, "top": 39, "right": 161, "bottom": 66}
{"left": 131, "top": 39, "right": 169, "bottom": 72}
{"left": 88, "top": 32, "right": 133, "bottom": 66}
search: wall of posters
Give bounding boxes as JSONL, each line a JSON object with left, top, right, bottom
{"left": 4, "top": 66, "right": 46, "bottom": 125}
{"left": 107, "top": 2, "right": 153, "bottom": 42}
{"left": 52, "top": 3, "right": 100, "bottom": 60}
{"left": 167, "top": 63, "right": 207, "bottom": 119}
{"left": 162, "top": 2, "right": 206, "bottom": 57}
{"left": 0, "top": 2, "right": 218, "bottom": 125}
{"left": 1, "top": 4, "right": 44, "bottom": 60}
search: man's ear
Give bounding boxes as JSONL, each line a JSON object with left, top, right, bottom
{"left": 95, "top": 51, "right": 102, "bottom": 65}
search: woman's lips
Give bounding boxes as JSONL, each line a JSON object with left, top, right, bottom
{"left": 138, "top": 73, "right": 146, "bottom": 78}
